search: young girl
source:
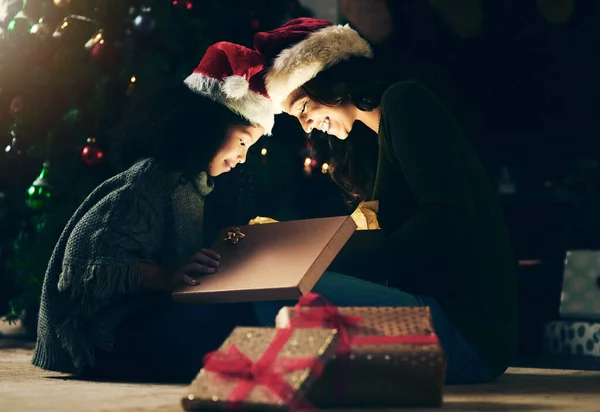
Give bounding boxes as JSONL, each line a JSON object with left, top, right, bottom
{"left": 253, "top": 18, "right": 518, "bottom": 384}
{"left": 32, "top": 42, "right": 276, "bottom": 382}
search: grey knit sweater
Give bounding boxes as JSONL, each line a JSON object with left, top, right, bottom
{"left": 32, "top": 158, "right": 214, "bottom": 374}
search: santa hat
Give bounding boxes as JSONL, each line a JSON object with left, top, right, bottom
{"left": 184, "top": 42, "right": 275, "bottom": 134}
{"left": 254, "top": 18, "right": 373, "bottom": 111}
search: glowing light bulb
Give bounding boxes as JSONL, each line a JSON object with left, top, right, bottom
{"left": 304, "top": 157, "right": 312, "bottom": 167}
{"left": 261, "top": 148, "right": 267, "bottom": 156}
{"left": 130, "top": 76, "right": 137, "bottom": 83}
{"left": 321, "top": 162, "right": 329, "bottom": 174}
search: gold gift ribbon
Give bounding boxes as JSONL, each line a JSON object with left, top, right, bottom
{"left": 350, "top": 200, "right": 381, "bottom": 230}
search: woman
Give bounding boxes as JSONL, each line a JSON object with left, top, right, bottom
{"left": 32, "top": 42, "right": 276, "bottom": 382}
{"left": 253, "top": 18, "right": 518, "bottom": 384}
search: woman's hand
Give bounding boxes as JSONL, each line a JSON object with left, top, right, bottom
{"left": 140, "top": 249, "right": 221, "bottom": 291}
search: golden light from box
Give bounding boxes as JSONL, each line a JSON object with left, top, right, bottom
{"left": 248, "top": 216, "right": 279, "bottom": 225}
{"left": 351, "top": 200, "right": 381, "bottom": 230}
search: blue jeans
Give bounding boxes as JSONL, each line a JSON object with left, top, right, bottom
{"left": 85, "top": 272, "right": 492, "bottom": 384}
{"left": 254, "top": 271, "right": 493, "bottom": 385}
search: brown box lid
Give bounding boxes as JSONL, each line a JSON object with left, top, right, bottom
{"left": 172, "top": 216, "right": 356, "bottom": 303}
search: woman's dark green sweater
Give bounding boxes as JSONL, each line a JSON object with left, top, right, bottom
{"left": 371, "top": 81, "right": 518, "bottom": 378}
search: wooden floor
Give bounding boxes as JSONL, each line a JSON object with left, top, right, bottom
{"left": 2, "top": 323, "right": 600, "bottom": 411}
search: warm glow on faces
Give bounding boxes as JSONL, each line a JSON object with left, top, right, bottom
{"left": 283, "top": 88, "right": 358, "bottom": 140}
{"left": 207, "top": 124, "right": 264, "bottom": 176}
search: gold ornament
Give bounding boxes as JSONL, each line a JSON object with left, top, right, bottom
{"left": 224, "top": 227, "right": 246, "bottom": 244}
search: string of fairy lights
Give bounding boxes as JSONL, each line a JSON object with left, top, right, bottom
{"left": 259, "top": 146, "right": 329, "bottom": 177}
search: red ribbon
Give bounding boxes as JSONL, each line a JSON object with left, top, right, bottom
{"left": 202, "top": 327, "right": 321, "bottom": 411}
{"left": 290, "top": 293, "right": 439, "bottom": 355}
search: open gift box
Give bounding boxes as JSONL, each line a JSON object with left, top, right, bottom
{"left": 172, "top": 202, "right": 389, "bottom": 304}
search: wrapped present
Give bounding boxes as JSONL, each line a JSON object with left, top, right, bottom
{"left": 276, "top": 294, "right": 446, "bottom": 408}
{"left": 559, "top": 250, "right": 600, "bottom": 320}
{"left": 181, "top": 326, "right": 339, "bottom": 411}
{"left": 350, "top": 200, "right": 380, "bottom": 230}
{"left": 543, "top": 320, "right": 600, "bottom": 357}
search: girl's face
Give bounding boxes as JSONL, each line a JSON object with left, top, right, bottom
{"left": 283, "top": 88, "right": 358, "bottom": 140}
{"left": 207, "top": 124, "right": 264, "bottom": 176}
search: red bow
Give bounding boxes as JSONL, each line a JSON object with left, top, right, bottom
{"left": 291, "top": 293, "right": 439, "bottom": 355}
{"left": 292, "top": 293, "right": 363, "bottom": 354}
{"left": 203, "top": 328, "right": 321, "bottom": 411}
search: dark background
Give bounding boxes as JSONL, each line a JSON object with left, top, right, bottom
{"left": 2, "top": 0, "right": 600, "bottom": 362}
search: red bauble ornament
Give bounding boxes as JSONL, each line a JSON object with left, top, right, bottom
{"left": 81, "top": 137, "right": 104, "bottom": 166}
{"left": 172, "top": 0, "right": 193, "bottom": 10}
{"left": 91, "top": 41, "right": 121, "bottom": 74}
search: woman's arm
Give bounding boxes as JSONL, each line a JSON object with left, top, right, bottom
{"left": 374, "top": 81, "right": 474, "bottom": 279}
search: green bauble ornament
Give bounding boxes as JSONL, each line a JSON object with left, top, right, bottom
{"left": 27, "top": 161, "right": 52, "bottom": 211}
{"left": 7, "top": 11, "right": 34, "bottom": 36}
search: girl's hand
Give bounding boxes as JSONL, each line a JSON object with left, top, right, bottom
{"left": 140, "top": 249, "right": 221, "bottom": 291}
{"left": 175, "top": 249, "right": 221, "bottom": 286}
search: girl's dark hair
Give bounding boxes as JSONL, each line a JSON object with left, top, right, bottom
{"left": 302, "top": 56, "right": 392, "bottom": 201}
{"left": 110, "top": 79, "right": 251, "bottom": 177}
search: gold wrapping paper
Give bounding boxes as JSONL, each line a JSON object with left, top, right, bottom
{"left": 350, "top": 200, "right": 381, "bottom": 230}
{"left": 248, "top": 216, "right": 279, "bottom": 225}
{"left": 181, "top": 327, "right": 339, "bottom": 411}
{"left": 276, "top": 306, "right": 446, "bottom": 408}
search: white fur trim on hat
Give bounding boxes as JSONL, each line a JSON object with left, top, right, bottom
{"left": 265, "top": 24, "right": 373, "bottom": 111}
{"left": 184, "top": 73, "right": 275, "bottom": 135}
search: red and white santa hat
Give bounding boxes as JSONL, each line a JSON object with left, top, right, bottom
{"left": 184, "top": 42, "right": 275, "bottom": 134}
{"left": 254, "top": 18, "right": 373, "bottom": 112}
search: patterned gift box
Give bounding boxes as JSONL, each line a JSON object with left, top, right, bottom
{"left": 560, "top": 250, "right": 600, "bottom": 320}
{"left": 543, "top": 320, "right": 600, "bottom": 357}
{"left": 182, "top": 327, "right": 339, "bottom": 411}
{"left": 275, "top": 294, "right": 446, "bottom": 408}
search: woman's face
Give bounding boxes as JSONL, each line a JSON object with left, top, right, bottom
{"left": 207, "top": 124, "right": 264, "bottom": 176}
{"left": 283, "top": 88, "right": 358, "bottom": 140}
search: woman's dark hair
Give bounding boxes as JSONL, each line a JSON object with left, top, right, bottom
{"left": 302, "top": 56, "right": 392, "bottom": 202}
{"left": 110, "top": 79, "right": 251, "bottom": 177}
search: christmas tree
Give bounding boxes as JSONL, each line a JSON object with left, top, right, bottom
{"left": 0, "top": 0, "right": 338, "bottom": 331}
